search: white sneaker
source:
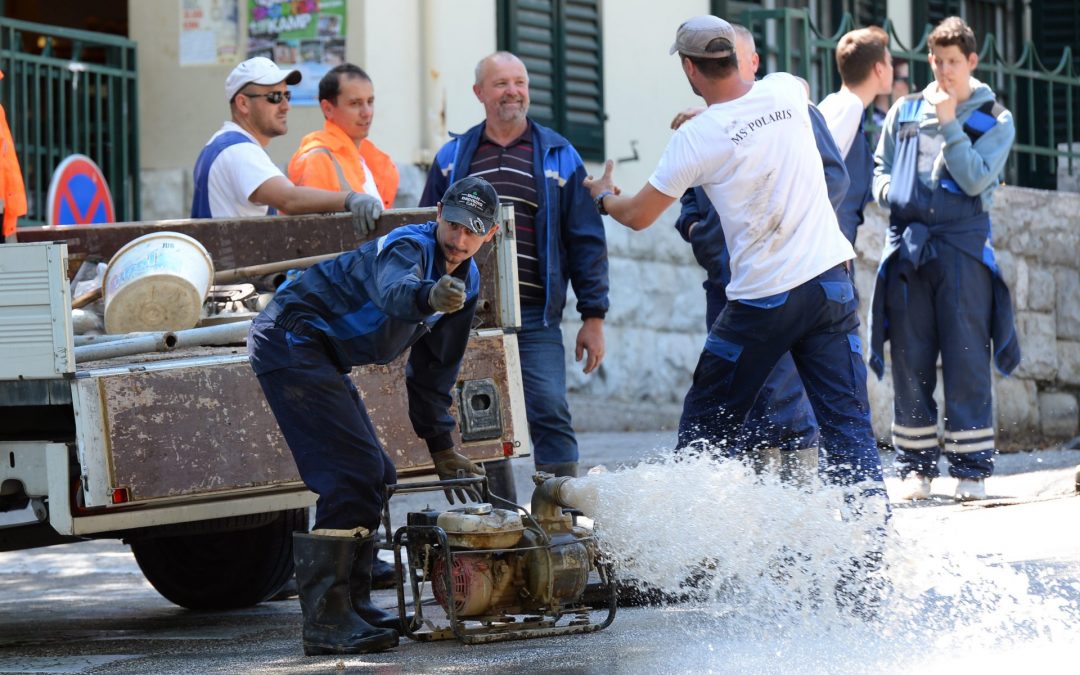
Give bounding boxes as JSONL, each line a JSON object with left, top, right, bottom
{"left": 955, "top": 478, "right": 986, "bottom": 501}
{"left": 899, "top": 474, "right": 932, "bottom": 500}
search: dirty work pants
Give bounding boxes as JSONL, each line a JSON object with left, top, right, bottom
{"left": 679, "top": 266, "right": 883, "bottom": 492}
{"left": 250, "top": 320, "right": 396, "bottom": 531}
{"left": 518, "top": 304, "right": 578, "bottom": 465}
{"left": 705, "top": 284, "right": 820, "bottom": 453}
{"left": 885, "top": 245, "right": 995, "bottom": 480}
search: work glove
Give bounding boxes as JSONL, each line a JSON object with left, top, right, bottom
{"left": 431, "top": 448, "right": 486, "bottom": 504}
{"left": 428, "top": 274, "right": 466, "bottom": 313}
{"left": 345, "top": 191, "right": 383, "bottom": 238}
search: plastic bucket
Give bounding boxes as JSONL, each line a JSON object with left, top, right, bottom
{"left": 103, "top": 232, "right": 214, "bottom": 334}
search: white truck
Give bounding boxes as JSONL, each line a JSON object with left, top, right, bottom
{"left": 0, "top": 209, "right": 528, "bottom": 609}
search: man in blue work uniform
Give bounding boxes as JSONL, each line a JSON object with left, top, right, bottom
{"left": 671, "top": 23, "right": 851, "bottom": 474}
{"left": 420, "top": 52, "right": 609, "bottom": 499}
{"left": 248, "top": 177, "right": 498, "bottom": 655}
{"left": 871, "top": 16, "right": 1019, "bottom": 502}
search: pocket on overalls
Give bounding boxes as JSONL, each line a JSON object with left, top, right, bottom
{"left": 695, "top": 334, "right": 743, "bottom": 388}
{"left": 819, "top": 279, "right": 859, "bottom": 333}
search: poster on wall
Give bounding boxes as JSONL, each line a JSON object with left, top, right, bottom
{"left": 247, "top": 0, "right": 347, "bottom": 106}
{"left": 180, "top": 0, "right": 241, "bottom": 66}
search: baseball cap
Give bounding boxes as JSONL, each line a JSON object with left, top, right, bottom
{"left": 225, "top": 57, "right": 302, "bottom": 103}
{"left": 670, "top": 15, "right": 736, "bottom": 58}
{"left": 440, "top": 177, "right": 500, "bottom": 236}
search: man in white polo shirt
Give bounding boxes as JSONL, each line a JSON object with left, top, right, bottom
{"left": 584, "top": 16, "right": 885, "bottom": 504}
{"left": 191, "top": 57, "right": 381, "bottom": 235}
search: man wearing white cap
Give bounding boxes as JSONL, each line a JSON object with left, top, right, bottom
{"left": 191, "top": 57, "right": 381, "bottom": 234}
{"left": 583, "top": 16, "right": 887, "bottom": 556}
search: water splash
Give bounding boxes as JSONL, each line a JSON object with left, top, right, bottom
{"left": 573, "top": 448, "right": 1080, "bottom": 667}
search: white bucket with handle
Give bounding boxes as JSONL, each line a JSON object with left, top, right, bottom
{"left": 103, "top": 232, "right": 214, "bottom": 334}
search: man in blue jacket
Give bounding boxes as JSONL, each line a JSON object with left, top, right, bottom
{"left": 420, "top": 52, "right": 610, "bottom": 499}
{"left": 671, "top": 22, "right": 850, "bottom": 476}
{"left": 249, "top": 177, "right": 497, "bottom": 655}
{"left": 871, "top": 16, "right": 1019, "bottom": 503}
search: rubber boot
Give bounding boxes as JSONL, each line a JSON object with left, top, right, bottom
{"left": 370, "top": 533, "right": 397, "bottom": 591}
{"left": 535, "top": 461, "right": 579, "bottom": 478}
{"left": 293, "top": 532, "right": 398, "bottom": 656}
{"left": 352, "top": 536, "right": 413, "bottom": 633}
{"left": 483, "top": 458, "right": 519, "bottom": 505}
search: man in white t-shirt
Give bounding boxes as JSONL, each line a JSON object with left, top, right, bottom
{"left": 191, "top": 57, "right": 382, "bottom": 236}
{"left": 817, "top": 27, "right": 893, "bottom": 246}
{"left": 584, "top": 16, "right": 885, "bottom": 504}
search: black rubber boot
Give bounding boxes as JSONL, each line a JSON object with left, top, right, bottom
{"left": 352, "top": 536, "right": 413, "bottom": 633}
{"left": 370, "top": 533, "right": 397, "bottom": 590}
{"left": 483, "top": 458, "right": 519, "bottom": 505}
{"left": 536, "top": 461, "right": 579, "bottom": 478}
{"left": 293, "top": 532, "right": 398, "bottom": 656}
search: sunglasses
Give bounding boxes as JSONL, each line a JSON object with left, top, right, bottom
{"left": 242, "top": 90, "right": 292, "bottom": 104}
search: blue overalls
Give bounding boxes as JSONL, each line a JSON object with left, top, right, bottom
{"left": 677, "top": 262, "right": 884, "bottom": 496}
{"left": 677, "top": 187, "right": 820, "bottom": 454}
{"left": 190, "top": 131, "right": 277, "bottom": 218}
{"left": 868, "top": 95, "right": 1020, "bottom": 480}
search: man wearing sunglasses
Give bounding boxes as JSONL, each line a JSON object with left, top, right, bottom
{"left": 191, "top": 57, "right": 382, "bottom": 237}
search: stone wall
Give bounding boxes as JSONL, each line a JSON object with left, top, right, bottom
{"left": 564, "top": 185, "right": 1080, "bottom": 443}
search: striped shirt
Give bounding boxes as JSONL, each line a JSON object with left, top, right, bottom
{"left": 469, "top": 123, "right": 544, "bottom": 305}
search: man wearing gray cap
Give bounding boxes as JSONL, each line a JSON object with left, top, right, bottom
{"left": 249, "top": 176, "right": 498, "bottom": 654}
{"left": 192, "top": 56, "right": 381, "bottom": 235}
{"left": 583, "top": 16, "right": 887, "bottom": 612}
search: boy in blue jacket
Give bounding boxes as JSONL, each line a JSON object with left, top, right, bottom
{"left": 870, "top": 16, "right": 1019, "bottom": 502}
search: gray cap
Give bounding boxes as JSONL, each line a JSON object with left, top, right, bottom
{"left": 441, "top": 176, "right": 500, "bottom": 236}
{"left": 670, "top": 15, "right": 736, "bottom": 58}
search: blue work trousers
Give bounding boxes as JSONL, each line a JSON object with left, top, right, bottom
{"left": 518, "top": 304, "right": 578, "bottom": 465}
{"left": 885, "top": 245, "right": 995, "bottom": 480}
{"left": 253, "top": 326, "right": 396, "bottom": 531}
{"left": 679, "top": 266, "right": 883, "bottom": 491}
{"left": 705, "top": 283, "right": 820, "bottom": 452}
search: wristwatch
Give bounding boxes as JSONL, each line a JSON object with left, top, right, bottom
{"left": 593, "top": 190, "right": 614, "bottom": 216}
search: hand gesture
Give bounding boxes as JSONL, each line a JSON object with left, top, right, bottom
{"left": 428, "top": 274, "right": 466, "bottom": 313}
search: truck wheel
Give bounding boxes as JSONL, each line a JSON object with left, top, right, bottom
{"left": 130, "top": 508, "right": 308, "bottom": 610}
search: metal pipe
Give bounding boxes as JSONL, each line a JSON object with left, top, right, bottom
{"left": 74, "top": 331, "right": 177, "bottom": 362}
{"left": 74, "top": 332, "right": 156, "bottom": 347}
{"left": 73, "top": 320, "right": 251, "bottom": 363}
{"left": 212, "top": 252, "right": 342, "bottom": 285}
{"left": 529, "top": 475, "right": 601, "bottom": 530}
{"left": 170, "top": 320, "right": 251, "bottom": 350}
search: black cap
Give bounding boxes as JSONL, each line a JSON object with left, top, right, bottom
{"left": 440, "top": 176, "right": 500, "bottom": 235}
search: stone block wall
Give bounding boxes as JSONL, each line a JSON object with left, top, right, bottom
{"left": 565, "top": 185, "right": 1080, "bottom": 443}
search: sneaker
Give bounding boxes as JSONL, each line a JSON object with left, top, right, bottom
{"left": 955, "top": 478, "right": 986, "bottom": 501}
{"left": 898, "top": 474, "right": 932, "bottom": 500}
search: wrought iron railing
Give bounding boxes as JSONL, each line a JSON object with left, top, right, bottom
{"left": 743, "top": 8, "right": 1078, "bottom": 190}
{"left": 0, "top": 18, "right": 139, "bottom": 226}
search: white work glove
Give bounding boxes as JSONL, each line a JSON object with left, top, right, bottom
{"left": 345, "top": 191, "right": 383, "bottom": 238}
{"left": 431, "top": 448, "right": 486, "bottom": 504}
{"left": 428, "top": 274, "right": 466, "bottom": 313}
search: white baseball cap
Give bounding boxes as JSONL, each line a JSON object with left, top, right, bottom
{"left": 224, "top": 57, "right": 301, "bottom": 103}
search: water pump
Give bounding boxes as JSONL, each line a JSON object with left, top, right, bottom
{"left": 388, "top": 473, "right": 616, "bottom": 643}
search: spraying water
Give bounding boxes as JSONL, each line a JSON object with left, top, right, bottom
{"left": 562, "top": 448, "right": 1080, "bottom": 672}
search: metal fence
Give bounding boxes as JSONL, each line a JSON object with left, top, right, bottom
{"left": 743, "top": 8, "right": 1079, "bottom": 190}
{"left": 0, "top": 18, "right": 139, "bottom": 226}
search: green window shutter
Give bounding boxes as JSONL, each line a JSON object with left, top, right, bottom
{"left": 498, "top": 0, "right": 605, "bottom": 161}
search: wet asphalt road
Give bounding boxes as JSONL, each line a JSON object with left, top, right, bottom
{"left": 1, "top": 432, "right": 1079, "bottom": 674}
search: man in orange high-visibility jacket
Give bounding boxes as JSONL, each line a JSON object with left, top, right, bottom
{"left": 288, "top": 64, "right": 398, "bottom": 209}
{"left": 0, "top": 70, "right": 27, "bottom": 243}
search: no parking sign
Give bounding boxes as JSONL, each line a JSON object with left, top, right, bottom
{"left": 46, "top": 154, "right": 116, "bottom": 225}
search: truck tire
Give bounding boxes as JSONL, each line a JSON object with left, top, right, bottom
{"left": 130, "top": 508, "right": 308, "bottom": 610}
